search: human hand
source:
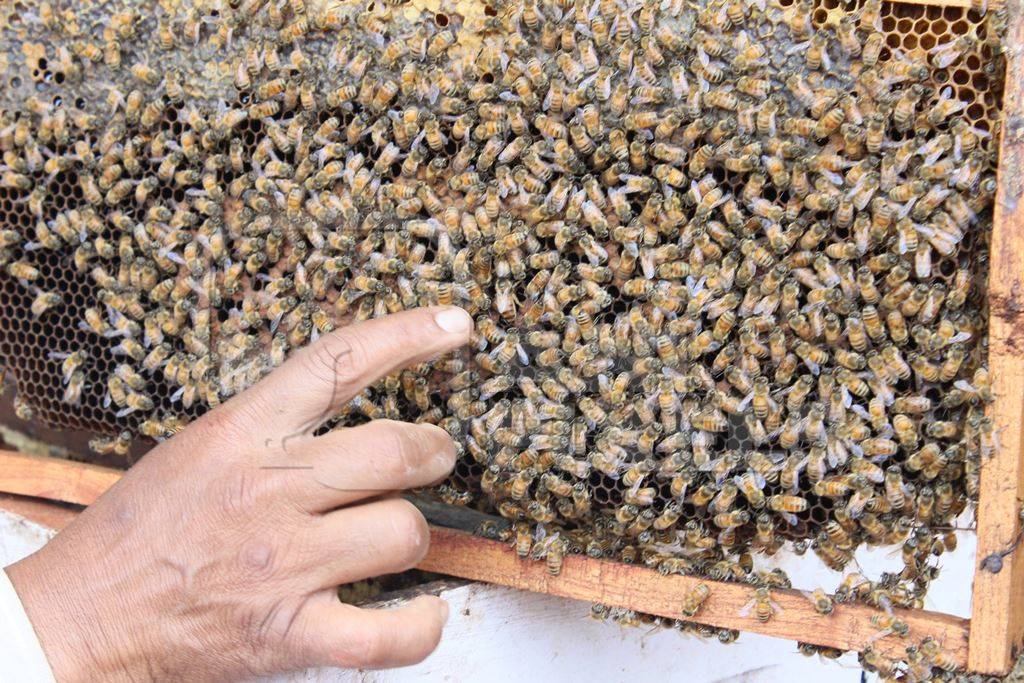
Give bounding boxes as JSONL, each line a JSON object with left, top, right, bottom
{"left": 6, "top": 306, "right": 474, "bottom": 682}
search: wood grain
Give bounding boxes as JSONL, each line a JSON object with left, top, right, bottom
{"left": 0, "top": 450, "right": 122, "bottom": 506}
{"left": 419, "top": 527, "right": 969, "bottom": 665}
{"left": 968, "top": 0, "right": 1024, "bottom": 673}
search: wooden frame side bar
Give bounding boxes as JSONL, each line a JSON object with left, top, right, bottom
{"left": 967, "top": 0, "right": 1024, "bottom": 673}
{"left": 0, "top": 450, "right": 969, "bottom": 667}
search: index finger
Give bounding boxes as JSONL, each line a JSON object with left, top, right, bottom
{"left": 232, "top": 306, "right": 473, "bottom": 443}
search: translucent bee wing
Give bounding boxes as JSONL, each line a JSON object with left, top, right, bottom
{"left": 866, "top": 628, "right": 895, "bottom": 645}
{"left": 712, "top": 191, "right": 732, "bottom": 211}
{"left": 674, "top": 482, "right": 690, "bottom": 503}
{"left": 934, "top": 50, "right": 962, "bottom": 69}
{"left": 926, "top": 141, "right": 953, "bottom": 166}
{"left": 954, "top": 379, "right": 976, "bottom": 392}
{"left": 671, "top": 67, "right": 690, "bottom": 98}
{"left": 695, "top": 45, "right": 711, "bottom": 68}
{"left": 839, "top": 439, "right": 859, "bottom": 463}
{"left": 785, "top": 40, "right": 810, "bottom": 55}
{"left": 697, "top": 456, "right": 718, "bottom": 472}
{"left": 850, "top": 404, "right": 870, "bottom": 420}
{"left": 876, "top": 594, "right": 894, "bottom": 616}
{"left": 779, "top": 511, "right": 798, "bottom": 526}
{"left": 896, "top": 196, "right": 917, "bottom": 221}
{"left": 516, "top": 342, "right": 530, "bottom": 366}
{"left": 738, "top": 598, "right": 757, "bottom": 618}
{"left": 738, "top": 391, "right": 753, "bottom": 412}
{"left": 640, "top": 249, "right": 656, "bottom": 279}
{"left": 825, "top": 441, "right": 842, "bottom": 468}
{"left": 819, "top": 169, "right": 844, "bottom": 187}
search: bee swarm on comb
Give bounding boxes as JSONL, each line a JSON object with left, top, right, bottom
{"left": 0, "top": 0, "right": 1007, "bottom": 666}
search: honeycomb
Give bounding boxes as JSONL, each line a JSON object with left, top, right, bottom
{"left": 0, "top": 0, "right": 1007, "bottom": 673}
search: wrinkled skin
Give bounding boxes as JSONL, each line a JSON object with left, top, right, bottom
{"left": 7, "top": 306, "right": 473, "bottom": 682}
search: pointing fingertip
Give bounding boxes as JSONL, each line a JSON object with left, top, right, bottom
{"left": 433, "top": 306, "right": 473, "bottom": 336}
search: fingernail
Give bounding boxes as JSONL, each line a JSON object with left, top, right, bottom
{"left": 434, "top": 307, "right": 472, "bottom": 335}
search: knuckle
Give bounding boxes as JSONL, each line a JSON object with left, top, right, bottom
{"left": 303, "top": 331, "right": 364, "bottom": 390}
{"left": 238, "top": 538, "right": 280, "bottom": 579}
{"left": 191, "top": 402, "right": 255, "bottom": 452}
{"left": 376, "top": 422, "right": 425, "bottom": 481}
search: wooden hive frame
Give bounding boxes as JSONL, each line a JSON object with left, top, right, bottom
{"left": 0, "top": 0, "right": 1022, "bottom": 675}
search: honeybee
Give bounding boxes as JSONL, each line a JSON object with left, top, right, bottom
{"left": 920, "top": 636, "right": 961, "bottom": 672}
{"left": 90, "top": 431, "right": 133, "bottom": 456}
{"left": 63, "top": 371, "right": 85, "bottom": 405}
{"left": 803, "top": 588, "right": 834, "bottom": 616}
{"left": 30, "top": 291, "right": 63, "bottom": 317}
{"left": 7, "top": 261, "right": 40, "bottom": 281}
{"left": 740, "top": 588, "right": 781, "bottom": 623}
{"left": 680, "top": 584, "right": 711, "bottom": 617}
{"left": 860, "top": 648, "right": 898, "bottom": 678}
{"left": 867, "top": 613, "right": 910, "bottom": 643}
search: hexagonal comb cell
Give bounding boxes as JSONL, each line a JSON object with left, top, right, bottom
{"left": 0, "top": 0, "right": 1005, "bottom": 616}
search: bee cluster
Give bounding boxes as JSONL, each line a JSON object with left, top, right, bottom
{"left": 0, "top": 0, "right": 1006, "bottom": 671}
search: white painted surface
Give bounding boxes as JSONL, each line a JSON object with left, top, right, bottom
{"left": 0, "top": 511, "right": 55, "bottom": 567}
{"left": 0, "top": 510, "right": 974, "bottom": 682}
{"left": 759, "top": 526, "right": 976, "bottom": 620}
